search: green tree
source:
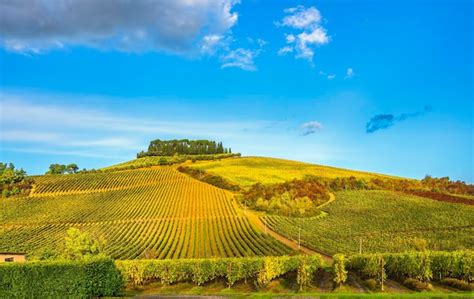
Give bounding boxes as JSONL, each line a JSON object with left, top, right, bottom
{"left": 63, "top": 228, "right": 106, "bottom": 260}
{"left": 66, "top": 163, "right": 79, "bottom": 174}
{"left": 47, "top": 164, "right": 67, "bottom": 174}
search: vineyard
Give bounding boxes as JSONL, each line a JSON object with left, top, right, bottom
{"left": 1, "top": 167, "right": 291, "bottom": 259}
{"left": 188, "top": 157, "right": 401, "bottom": 187}
{"left": 262, "top": 190, "right": 474, "bottom": 255}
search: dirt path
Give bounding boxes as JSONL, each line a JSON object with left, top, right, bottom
{"left": 317, "top": 192, "right": 336, "bottom": 209}
{"left": 245, "top": 209, "right": 333, "bottom": 263}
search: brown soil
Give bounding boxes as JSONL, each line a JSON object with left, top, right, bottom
{"left": 405, "top": 191, "right": 474, "bottom": 205}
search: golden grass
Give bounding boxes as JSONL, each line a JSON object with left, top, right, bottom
{"left": 187, "top": 156, "right": 401, "bottom": 187}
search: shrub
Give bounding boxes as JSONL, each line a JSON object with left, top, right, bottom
{"left": 256, "top": 256, "right": 298, "bottom": 287}
{"left": 177, "top": 166, "right": 241, "bottom": 191}
{"left": 296, "top": 255, "right": 323, "bottom": 290}
{"left": 430, "top": 250, "right": 473, "bottom": 282}
{"left": 332, "top": 254, "right": 347, "bottom": 286}
{"left": 116, "top": 255, "right": 321, "bottom": 289}
{"left": 349, "top": 251, "right": 473, "bottom": 287}
{"left": 440, "top": 278, "right": 473, "bottom": 291}
{"left": 384, "top": 251, "right": 432, "bottom": 282}
{"left": 347, "top": 253, "right": 386, "bottom": 290}
{"left": 0, "top": 258, "right": 123, "bottom": 298}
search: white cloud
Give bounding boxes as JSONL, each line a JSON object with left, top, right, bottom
{"left": 220, "top": 48, "right": 259, "bottom": 71}
{"left": 278, "top": 46, "right": 293, "bottom": 56}
{"left": 277, "top": 5, "right": 329, "bottom": 65}
{"left": 345, "top": 68, "right": 354, "bottom": 79}
{"left": 200, "top": 34, "right": 225, "bottom": 54}
{"left": 0, "top": 0, "right": 239, "bottom": 55}
{"left": 327, "top": 74, "right": 336, "bottom": 80}
{"left": 281, "top": 6, "right": 321, "bottom": 30}
{"left": 300, "top": 121, "right": 323, "bottom": 136}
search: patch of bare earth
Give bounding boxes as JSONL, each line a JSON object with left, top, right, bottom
{"left": 405, "top": 191, "right": 474, "bottom": 205}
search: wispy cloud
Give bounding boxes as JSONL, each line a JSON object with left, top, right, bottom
{"left": 0, "top": 91, "right": 278, "bottom": 159}
{"left": 1, "top": 147, "right": 130, "bottom": 160}
{"left": 345, "top": 68, "right": 354, "bottom": 79}
{"left": 276, "top": 5, "right": 330, "bottom": 65}
{"left": 220, "top": 48, "right": 260, "bottom": 71}
{"left": 366, "top": 106, "right": 432, "bottom": 133}
{"left": 300, "top": 121, "right": 323, "bottom": 136}
{"left": 0, "top": 0, "right": 239, "bottom": 55}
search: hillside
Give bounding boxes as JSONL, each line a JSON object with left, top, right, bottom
{"left": 1, "top": 155, "right": 473, "bottom": 261}
{"left": 186, "top": 156, "right": 401, "bottom": 187}
{"left": 1, "top": 166, "right": 291, "bottom": 259}
{"left": 263, "top": 190, "right": 474, "bottom": 255}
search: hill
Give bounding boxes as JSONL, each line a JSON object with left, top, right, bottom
{"left": 1, "top": 166, "right": 291, "bottom": 259}
{"left": 185, "top": 156, "right": 402, "bottom": 187}
{"left": 1, "top": 155, "right": 472, "bottom": 261}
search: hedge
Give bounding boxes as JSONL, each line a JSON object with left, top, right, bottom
{"left": 116, "top": 255, "right": 323, "bottom": 288}
{"left": 0, "top": 258, "right": 123, "bottom": 298}
{"left": 347, "top": 250, "right": 473, "bottom": 283}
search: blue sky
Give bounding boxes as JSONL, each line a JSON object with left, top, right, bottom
{"left": 0, "top": 0, "right": 472, "bottom": 182}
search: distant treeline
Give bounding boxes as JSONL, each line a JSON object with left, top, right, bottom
{"left": 0, "top": 163, "right": 33, "bottom": 197}
{"left": 138, "top": 139, "right": 232, "bottom": 158}
{"left": 177, "top": 166, "right": 241, "bottom": 191}
{"left": 313, "top": 175, "right": 474, "bottom": 196}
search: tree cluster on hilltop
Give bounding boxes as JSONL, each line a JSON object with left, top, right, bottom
{"left": 137, "top": 139, "right": 231, "bottom": 157}
{"left": 46, "top": 163, "right": 79, "bottom": 175}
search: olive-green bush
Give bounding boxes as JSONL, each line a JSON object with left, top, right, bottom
{"left": 0, "top": 257, "right": 123, "bottom": 298}
{"left": 348, "top": 250, "right": 473, "bottom": 284}
{"left": 116, "top": 255, "right": 323, "bottom": 288}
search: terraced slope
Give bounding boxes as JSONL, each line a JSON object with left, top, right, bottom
{"left": 31, "top": 167, "right": 175, "bottom": 195}
{"left": 262, "top": 190, "right": 474, "bottom": 255}
{"left": 188, "top": 157, "right": 401, "bottom": 187}
{"left": 1, "top": 167, "right": 291, "bottom": 259}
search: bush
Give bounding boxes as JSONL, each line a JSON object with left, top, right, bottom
{"left": 256, "top": 256, "right": 298, "bottom": 287}
{"left": 403, "top": 278, "right": 433, "bottom": 291}
{"left": 440, "top": 278, "right": 473, "bottom": 291}
{"left": 349, "top": 251, "right": 473, "bottom": 287}
{"left": 430, "top": 250, "right": 473, "bottom": 282}
{"left": 0, "top": 258, "right": 123, "bottom": 298}
{"left": 383, "top": 251, "right": 432, "bottom": 282}
{"left": 332, "top": 254, "right": 348, "bottom": 286}
{"left": 296, "top": 255, "right": 323, "bottom": 290}
{"left": 177, "top": 166, "right": 241, "bottom": 191}
{"left": 347, "top": 253, "right": 386, "bottom": 290}
{"left": 116, "top": 255, "right": 321, "bottom": 289}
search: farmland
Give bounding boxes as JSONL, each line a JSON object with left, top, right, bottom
{"left": 188, "top": 156, "right": 401, "bottom": 187}
{"left": 1, "top": 166, "right": 291, "bottom": 259}
{"left": 262, "top": 190, "right": 474, "bottom": 255}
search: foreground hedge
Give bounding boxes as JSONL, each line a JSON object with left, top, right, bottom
{"left": 0, "top": 258, "right": 123, "bottom": 298}
{"left": 116, "top": 255, "right": 323, "bottom": 289}
{"left": 347, "top": 250, "right": 473, "bottom": 283}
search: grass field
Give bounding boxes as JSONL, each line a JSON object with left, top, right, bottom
{"left": 1, "top": 167, "right": 291, "bottom": 259}
{"left": 188, "top": 156, "right": 401, "bottom": 187}
{"left": 262, "top": 190, "right": 474, "bottom": 255}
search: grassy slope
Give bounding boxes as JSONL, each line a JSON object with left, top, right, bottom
{"left": 1, "top": 167, "right": 291, "bottom": 259}
{"left": 187, "top": 156, "right": 402, "bottom": 187}
{"left": 263, "top": 190, "right": 474, "bottom": 255}
{"left": 187, "top": 157, "right": 473, "bottom": 254}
